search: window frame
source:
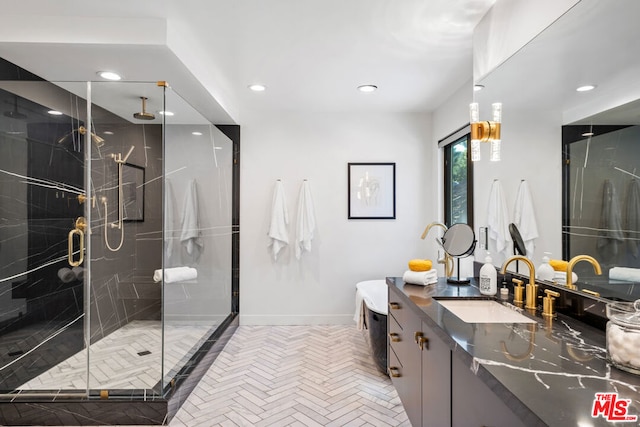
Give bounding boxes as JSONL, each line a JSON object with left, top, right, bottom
{"left": 439, "top": 124, "right": 474, "bottom": 229}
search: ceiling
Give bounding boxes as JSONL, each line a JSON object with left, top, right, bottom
{"left": 0, "top": 0, "right": 495, "bottom": 125}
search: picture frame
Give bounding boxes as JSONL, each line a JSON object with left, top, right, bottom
{"left": 348, "top": 162, "right": 396, "bottom": 219}
{"left": 121, "top": 163, "right": 145, "bottom": 222}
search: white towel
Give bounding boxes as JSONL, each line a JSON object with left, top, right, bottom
{"left": 153, "top": 267, "right": 198, "bottom": 283}
{"left": 268, "top": 181, "right": 289, "bottom": 261}
{"left": 354, "top": 289, "right": 366, "bottom": 330}
{"left": 165, "top": 178, "right": 177, "bottom": 262}
{"left": 295, "top": 180, "right": 316, "bottom": 260}
{"left": 597, "top": 179, "right": 624, "bottom": 264}
{"left": 403, "top": 269, "right": 438, "bottom": 286}
{"left": 609, "top": 267, "right": 640, "bottom": 282}
{"left": 513, "top": 180, "right": 539, "bottom": 258}
{"left": 57, "top": 268, "right": 75, "bottom": 283}
{"left": 487, "top": 180, "right": 511, "bottom": 259}
{"left": 180, "top": 179, "right": 204, "bottom": 261}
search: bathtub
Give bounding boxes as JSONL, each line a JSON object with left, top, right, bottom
{"left": 356, "top": 280, "right": 388, "bottom": 375}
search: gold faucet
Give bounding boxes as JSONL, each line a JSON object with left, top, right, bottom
{"left": 566, "top": 255, "right": 602, "bottom": 289}
{"left": 501, "top": 256, "right": 537, "bottom": 310}
{"left": 421, "top": 222, "right": 454, "bottom": 277}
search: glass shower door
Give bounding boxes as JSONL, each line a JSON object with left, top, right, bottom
{"left": 0, "top": 81, "right": 88, "bottom": 393}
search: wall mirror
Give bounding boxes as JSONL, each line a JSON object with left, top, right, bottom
{"left": 474, "top": 0, "right": 640, "bottom": 302}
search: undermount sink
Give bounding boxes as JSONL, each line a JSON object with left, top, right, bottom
{"left": 436, "top": 299, "right": 536, "bottom": 324}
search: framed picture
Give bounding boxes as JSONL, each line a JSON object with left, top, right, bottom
{"left": 348, "top": 162, "right": 396, "bottom": 219}
{"left": 122, "top": 163, "right": 145, "bottom": 222}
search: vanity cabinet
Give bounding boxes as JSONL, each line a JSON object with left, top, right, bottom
{"left": 451, "top": 354, "right": 526, "bottom": 427}
{"left": 388, "top": 286, "right": 451, "bottom": 426}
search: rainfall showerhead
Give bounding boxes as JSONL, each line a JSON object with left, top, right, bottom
{"left": 133, "top": 97, "right": 155, "bottom": 121}
{"left": 4, "top": 95, "right": 27, "bottom": 120}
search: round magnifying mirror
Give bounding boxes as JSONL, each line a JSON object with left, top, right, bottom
{"left": 441, "top": 223, "right": 476, "bottom": 257}
{"left": 509, "top": 223, "right": 526, "bottom": 256}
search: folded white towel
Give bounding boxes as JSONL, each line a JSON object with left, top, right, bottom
{"left": 268, "top": 181, "right": 289, "bottom": 261}
{"left": 553, "top": 271, "right": 578, "bottom": 284}
{"left": 403, "top": 269, "right": 438, "bottom": 286}
{"left": 609, "top": 267, "right": 640, "bottom": 282}
{"left": 72, "top": 266, "right": 85, "bottom": 281}
{"left": 153, "top": 267, "right": 197, "bottom": 284}
{"left": 57, "top": 268, "right": 75, "bottom": 283}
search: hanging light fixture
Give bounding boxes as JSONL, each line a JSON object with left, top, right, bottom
{"left": 469, "top": 102, "right": 502, "bottom": 161}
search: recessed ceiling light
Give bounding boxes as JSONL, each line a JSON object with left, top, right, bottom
{"left": 103, "top": 131, "right": 114, "bottom": 135}
{"left": 192, "top": 131, "right": 203, "bottom": 136}
{"left": 159, "top": 111, "right": 174, "bottom": 116}
{"left": 47, "top": 110, "right": 63, "bottom": 115}
{"left": 248, "top": 84, "right": 266, "bottom": 92}
{"left": 474, "top": 84, "right": 485, "bottom": 92}
{"left": 357, "top": 85, "right": 378, "bottom": 93}
{"left": 97, "top": 71, "right": 121, "bottom": 81}
{"left": 576, "top": 85, "right": 596, "bottom": 92}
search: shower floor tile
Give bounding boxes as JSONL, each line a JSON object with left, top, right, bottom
{"left": 19, "top": 320, "right": 214, "bottom": 390}
{"left": 20, "top": 325, "right": 409, "bottom": 426}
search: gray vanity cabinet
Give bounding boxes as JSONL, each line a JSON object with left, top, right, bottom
{"left": 388, "top": 286, "right": 451, "bottom": 426}
{"left": 388, "top": 292, "right": 422, "bottom": 426}
{"left": 420, "top": 319, "right": 451, "bottom": 426}
{"left": 451, "top": 354, "right": 526, "bottom": 427}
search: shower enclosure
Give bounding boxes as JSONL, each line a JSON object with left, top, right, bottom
{"left": 0, "top": 73, "right": 238, "bottom": 425}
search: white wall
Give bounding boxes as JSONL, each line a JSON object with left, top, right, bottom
{"left": 240, "top": 110, "right": 432, "bottom": 325}
{"left": 472, "top": 107, "right": 563, "bottom": 269}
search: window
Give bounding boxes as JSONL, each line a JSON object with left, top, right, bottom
{"left": 440, "top": 126, "right": 474, "bottom": 228}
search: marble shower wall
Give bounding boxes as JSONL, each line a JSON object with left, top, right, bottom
{"left": 0, "top": 86, "right": 163, "bottom": 391}
{"left": 88, "top": 123, "right": 163, "bottom": 344}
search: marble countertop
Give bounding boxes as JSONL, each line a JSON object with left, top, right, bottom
{"left": 386, "top": 277, "right": 640, "bottom": 427}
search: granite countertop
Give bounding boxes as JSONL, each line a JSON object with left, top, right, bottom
{"left": 386, "top": 277, "right": 640, "bottom": 427}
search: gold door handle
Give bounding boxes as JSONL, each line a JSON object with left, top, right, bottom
{"left": 388, "top": 366, "right": 401, "bottom": 378}
{"left": 388, "top": 332, "right": 401, "bottom": 342}
{"left": 68, "top": 217, "right": 87, "bottom": 267}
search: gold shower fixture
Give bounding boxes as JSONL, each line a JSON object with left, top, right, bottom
{"left": 469, "top": 102, "right": 502, "bottom": 162}
{"left": 57, "top": 126, "right": 105, "bottom": 147}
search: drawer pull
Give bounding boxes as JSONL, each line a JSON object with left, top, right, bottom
{"left": 388, "top": 366, "right": 401, "bottom": 378}
{"left": 388, "top": 332, "right": 401, "bottom": 342}
{"left": 389, "top": 302, "right": 401, "bottom": 310}
{"left": 418, "top": 336, "right": 429, "bottom": 351}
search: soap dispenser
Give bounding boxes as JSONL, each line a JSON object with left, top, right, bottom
{"left": 479, "top": 252, "right": 497, "bottom": 296}
{"left": 537, "top": 252, "right": 555, "bottom": 281}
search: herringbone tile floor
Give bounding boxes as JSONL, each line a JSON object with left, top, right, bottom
{"left": 168, "top": 325, "right": 409, "bottom": 427}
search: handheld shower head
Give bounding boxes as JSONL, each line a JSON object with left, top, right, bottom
{"left": 122, "top": 145, "right": 135, "bottom": 163}
{"left": 133, "top": 97, "right": 155, "bottom": 120}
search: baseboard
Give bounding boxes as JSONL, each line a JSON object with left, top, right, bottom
{"left": 239, "top": 314, "right": 354, "bottom": 326}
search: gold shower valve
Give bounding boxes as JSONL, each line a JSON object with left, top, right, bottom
{"left": 76, "top": 194, "right": 96, "bottom": 207}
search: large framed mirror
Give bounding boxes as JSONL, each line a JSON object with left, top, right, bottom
{"left": 474, "top": 0, "right": 640, "bottom": 303}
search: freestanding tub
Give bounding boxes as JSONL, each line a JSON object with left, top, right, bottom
{"left": 356, "top": 280, "right": 388, "bottom": 375}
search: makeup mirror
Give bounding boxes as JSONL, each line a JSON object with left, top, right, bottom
{"left": 441, "top": 223, "right": 476, "bottom": 284}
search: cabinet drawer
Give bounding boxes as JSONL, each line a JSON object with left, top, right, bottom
{"left": 388, "top": 287, "right": 409, "bottom": 327}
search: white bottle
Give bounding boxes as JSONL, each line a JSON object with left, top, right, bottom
{"left": 479, "top": 253, "right": 497, "bottom": 296}
{"left": 536, "top": 252, "right": 555, "bottom": 281}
